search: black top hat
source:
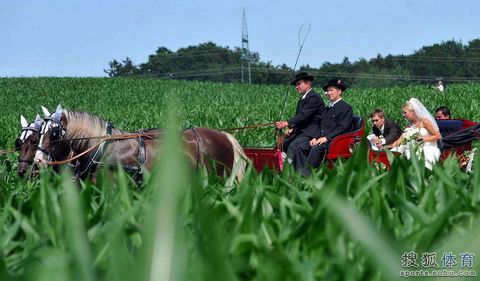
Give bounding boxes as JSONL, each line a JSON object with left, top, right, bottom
{"left": 290, "top": 72, "right": 314, "bottom": 85}
{"left": 322, "top": 79, "right": 347, "bottom": 91}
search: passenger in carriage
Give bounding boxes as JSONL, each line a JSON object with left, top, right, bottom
{"left": 367, "top": 109, "right": 402, "bottom": 150}
{"left": 391, "top": 98, "right": 442, "bottom": 170}
{"left": 275, "top": 72, "right": 325, "bottom": 158}
{"left": 290, "top": 79, "right": 352, "bottom": 177}
{"left": 435, "top": 106, "right": 451, "bottom": 120}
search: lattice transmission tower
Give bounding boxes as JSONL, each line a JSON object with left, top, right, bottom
{"left": 241, "top": 8, "right": 252, "bottom": 84}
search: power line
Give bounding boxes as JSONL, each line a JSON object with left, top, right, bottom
{"left": 377, "top": 56, "right": 480, "bottom": 63}
{"left": 247, "top": 67, "right": 480, "bottom": 82}
{"left": 140, "top": 65, "right": 480, "bottom": 83}
{"left": 142, "top": 66, "right": 243, "bottom": 79}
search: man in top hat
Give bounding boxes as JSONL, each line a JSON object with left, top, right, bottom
{"left": 291, "top": 79, "right": 353, "bottom": 176}
{"left": 368, "top": 108, "right": 402, "bottom": 150}
{"left": 275, "top": 72, "right": 325, "bottom": 160}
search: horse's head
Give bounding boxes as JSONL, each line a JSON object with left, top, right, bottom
{"left": 34, "top": 105, "right": 70, "bottom": 167}
{"left": 16, "top": 114, "right": 43, "bottom": 177}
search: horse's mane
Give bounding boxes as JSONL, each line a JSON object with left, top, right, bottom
{"left": 63, "top": 109, "right": 113, "bottom": 151}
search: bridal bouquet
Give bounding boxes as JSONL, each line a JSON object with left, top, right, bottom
{"left": 398, "top": 126, "right": 423, "bottom": 157}
{"left": 401, "top": 126, "right": 420, "bottom": 145}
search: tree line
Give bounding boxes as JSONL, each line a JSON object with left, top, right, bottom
{"left": 105, "top": 39, "right": 480, "bottom": 88}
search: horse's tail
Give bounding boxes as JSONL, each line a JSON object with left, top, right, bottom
{"left": 223, "top": 132, "right": 247, "bottom": 182}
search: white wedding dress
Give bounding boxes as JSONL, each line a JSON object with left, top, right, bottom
{"left": 418, "top": 127, "right": 441, "bottom": 169}
{"left": 393, "top": 127, "right": 440, "bottom": 170}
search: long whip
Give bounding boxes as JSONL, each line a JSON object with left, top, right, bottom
{"left": 275, "top": 23, "right": 311, "bottom": 146}
{"left": 277, "top": 23, "right": 311, "bottom": 120}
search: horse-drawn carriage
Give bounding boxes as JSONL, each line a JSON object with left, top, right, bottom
{"left": 16, "top": 106, "right": 367, "bottom": 178}
{"left": 14, "top": 105, "right": 479, "bottom": 178}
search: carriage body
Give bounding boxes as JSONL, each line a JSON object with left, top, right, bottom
{"left": 437, "top": 119, "right": 478, "bottom": 160}
{"left": 243, "top": 147, "right": 284, "bottom": 172}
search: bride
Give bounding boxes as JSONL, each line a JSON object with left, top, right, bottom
{"left": 391, "top": 98, "right": 442, "bottom": 170}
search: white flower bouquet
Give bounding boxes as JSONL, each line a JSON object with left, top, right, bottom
{"left": 397, "top": 126, "right": 423, "bottom": 157}
{"left": 401, "top": 126, "right": 420, "bottom": 145}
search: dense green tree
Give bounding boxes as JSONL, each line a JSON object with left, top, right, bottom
{"left": 104, "top": 57, "right": 138, "bottom": 77}
{"left": 104, "top": 59, "right": 122, "bottom": 77}
{"left": 105, "top": 39, "right": 480, "bottom": 87}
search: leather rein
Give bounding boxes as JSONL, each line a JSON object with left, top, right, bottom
{"left": 46, "top": 121, "right": 276, "bottom": 166}
{"left": 46, "top": 131, "right": 158, "bottom": 166}
{"left": 44, "top": 127, "right": 203, "bottom": 175}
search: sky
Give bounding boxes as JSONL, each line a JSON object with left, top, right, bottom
{"left": 1, "top": 0, "right": 479, "bottom": 77}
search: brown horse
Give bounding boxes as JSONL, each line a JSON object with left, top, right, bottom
{"left": 33, "top": 105, "right": 246, "bottom": 181}
{"left": 16, "top": 115, "right": 43, "bottom": 177}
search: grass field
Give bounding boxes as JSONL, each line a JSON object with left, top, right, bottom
{"left": 1, "top": 78, "right": 480, "bottom": 280}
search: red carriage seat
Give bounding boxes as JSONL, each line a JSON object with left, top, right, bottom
{"left": 368, "top": 148, "right": 391, "bottom": 169}
{"left": 325, "top": 116, "right": 365, "bottom": 161}
{"left": 438, "top": 119, "right": 479, "bottom": 160}
{"left": 460, "top": 119, "right": 478, "bottom": 130}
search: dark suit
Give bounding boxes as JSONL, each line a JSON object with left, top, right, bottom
{"left": 283, "top": 90, "right": 325, "bottom": 153}
{"left": 372, "top": 119, "right": 402, "bottom": 146}
{"left": 291, "top": 99, "right": 353, "bottom": 176}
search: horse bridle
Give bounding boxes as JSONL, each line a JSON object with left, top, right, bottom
{"left": 37, "top": 116, "right": 67, "bottom": 163}
{"left": 37, "top": 118, "right": 115, "bottom": 178}
{"left": 17, "top": 125, "right": 40, "bottom": 165}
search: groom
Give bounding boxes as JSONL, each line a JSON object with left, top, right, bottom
{"left": 369, "top": 109, "right": 402, "bottom": 149}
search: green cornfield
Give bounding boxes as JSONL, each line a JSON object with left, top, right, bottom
{"left": 1, "top": 77, "right": 480, "bottom": 281}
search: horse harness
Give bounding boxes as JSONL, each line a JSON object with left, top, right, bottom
{"left": 120, "top": 129, "right": 148, "bottom": 176}
{"left": 40, "top": 117, "right": 148, "bottom": 179}
{"left": 72, "top": 121, "right": 114, "bottom": 178}
{"left": 73, "top": 122, "right": 150, "bottom": 178}
{"left": 41, "top": 120, "right": 201, "bottom": 178}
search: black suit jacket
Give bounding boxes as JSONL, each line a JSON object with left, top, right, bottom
{"left": 307, "top": 99, "right": 353, "bottom": 140}
{"left": 287, "top": 90, "right": 325, "bottom": 136}
{"left": 372, "top": 119, "right": 402, "bottom": 145}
